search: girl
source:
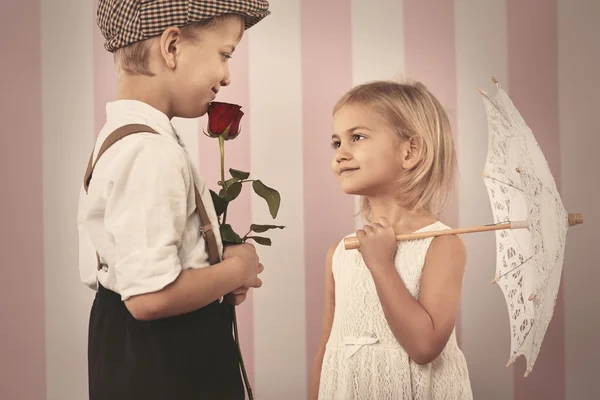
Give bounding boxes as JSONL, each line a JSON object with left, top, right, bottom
{"left": 310, "top": 81, "right": 473, "bottom": 399}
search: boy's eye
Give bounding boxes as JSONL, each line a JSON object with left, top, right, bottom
{"left": 352, "top": 134, "right": 365, "bottom": 142}
{"left": 221, "top": 53, "right": 232, "bottom": 61}
{"left": 331, "top": 141, "right": 340, "bottom": 149}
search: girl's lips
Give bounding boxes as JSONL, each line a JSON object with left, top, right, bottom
{"left": 339, "top": 168, "right": 359, "bottom": 175}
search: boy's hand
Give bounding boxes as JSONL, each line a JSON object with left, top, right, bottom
{"left": 226, "top": 263, "right": 265, "bottom": 306}
{"left": 356, "top": 217, "right": 397, "bottom": 272}
{"left": 223, "top": 243, "right": 264, "bottom": 290}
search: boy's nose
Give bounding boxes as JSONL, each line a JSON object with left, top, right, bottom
{"left": 221, "top": 68, "right": 231, "bottom": 87}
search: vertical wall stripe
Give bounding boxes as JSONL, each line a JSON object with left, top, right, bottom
{"left": 403, "top": 0, "right": 459, "bottom": 230}
{"left": 350, "top": 0, "right": 405, "bottom": 230}
{"left": 0, "top": 1, "right": 45, "bottom": 399}
{"left": 92, "top": 2, "right": 117, "bottom": 135}
{"left": 455, "top": 1, "right": 512, "bottom": 398}
{"left": 197, "top": 34, "right": 256, "bottom": 388}
{"left": 248, "top": 1, "right": 307, "bottom": 397}
{"left": 301, "top": 0, "right": 355, "bottom": 389}
{"left": 42, "top": 1, "right": 96, "bottom": 399}
{"left": 558, "top": 0, "right": 600, "bottom": 399}
{"left": 350, "top": 0, "right": 405, "bottom": 84}
{"left": 507, "top": 1, "right": 565, "bottom": 398}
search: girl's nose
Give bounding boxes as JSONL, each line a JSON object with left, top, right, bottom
{"left": 335, "top": 145, "right": 351, "bottom": 163}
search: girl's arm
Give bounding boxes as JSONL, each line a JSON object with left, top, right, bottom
{"left": 309, "top": 244, "right": 337, "bottom": 400}
{"left": 357, "top": 219, "right": 466, "bottom": 365}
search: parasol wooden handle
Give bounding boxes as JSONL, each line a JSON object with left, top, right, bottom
{"left": 343, "top": 214, "right": 583, "bottom": 251}
{"left": 343, "top": 221, "right": 520, "bottom": 250}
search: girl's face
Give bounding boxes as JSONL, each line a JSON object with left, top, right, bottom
{"left": 163, "top": 15, "right": 244, "bottom": 119}
{"left": 331, "top": 104, "right": 409, "bottom": 197}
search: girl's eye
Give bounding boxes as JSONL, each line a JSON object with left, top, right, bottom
{"left": 221, "top": 53, "right": 232, "bottom": 61}
{"left": 352, "top": 134, "right": 364, "bottom": 142}
{"left": 331, "top": 141, "right": 340, "bottom": 149}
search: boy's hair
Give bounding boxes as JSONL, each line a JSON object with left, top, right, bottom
{"left": 333, "top": 80, "right": 457, "bottom": 220}
{"left": 114, "top": 14, "right": 244, "bottom": 77}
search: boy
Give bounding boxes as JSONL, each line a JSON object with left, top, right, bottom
{"left": 78, "top": 1, "right": 270, "bottom": 399}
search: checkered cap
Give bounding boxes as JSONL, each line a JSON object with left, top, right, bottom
{"left": 97, "top": 0, "right": 270, "bottom": 52}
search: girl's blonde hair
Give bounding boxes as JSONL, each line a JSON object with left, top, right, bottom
{"left": 114, "top": 14, "right": 244, "bottom": 77}
{"left": 333, "top": 80, "right": 457, "bottom": 221}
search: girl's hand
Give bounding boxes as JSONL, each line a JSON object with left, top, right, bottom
{"left": 356, "top": 217, "right": 397, "bottom": 272}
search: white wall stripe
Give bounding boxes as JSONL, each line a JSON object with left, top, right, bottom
{"left": 350, "top": 0, "right": 405, "bottom": 84}
{"left": 41, "top": 1, "right": 96, "bottom": 399}
{"left": 248, "top": 1, "right": 307, "bottom": 398}
{"left": 350, "top": 0, "right": 405, "bottom": 230}
{"left": 454, "top": 1, "right": 512, "bottom": 398}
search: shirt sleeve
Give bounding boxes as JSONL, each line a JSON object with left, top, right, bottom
{"left": 103, "top": 136, "right": 192, "bottom": 300}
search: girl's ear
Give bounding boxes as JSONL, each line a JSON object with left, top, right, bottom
{"left": 401, "top": 137, "right": 423, "bottom": 170}
{"left": 159, "top": 26, "right": 183, "bottom": 69}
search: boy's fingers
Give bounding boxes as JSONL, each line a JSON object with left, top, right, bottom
{"left": 232, "top": 286, "right": 249, "bottom": 295}
{"left": 232, "top": 294, "right": 247, "bottom": 306}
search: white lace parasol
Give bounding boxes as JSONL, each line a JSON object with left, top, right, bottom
{"left": 479, "top": 77, "right": 582, "bottom": 377}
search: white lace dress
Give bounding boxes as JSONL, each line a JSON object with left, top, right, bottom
{"left": 318, "top": 222, "right": 473, "bottom": 399}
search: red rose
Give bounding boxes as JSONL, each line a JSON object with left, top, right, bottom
{"left": 206, "top": 102, "right": 244, "bottom": 140}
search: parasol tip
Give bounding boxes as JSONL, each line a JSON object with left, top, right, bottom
{"left": 492, "top": 76, "right": 498, "bottom": 84}
{"left": 568, "top": 213, "right": 583, "bottom": 226}
{"left": 524, "top": 370, "right": 531, "bottom": 378}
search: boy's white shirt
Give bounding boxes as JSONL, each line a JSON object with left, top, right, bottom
{"left": 77, "top": 100, "right": 224, "bottom": 301}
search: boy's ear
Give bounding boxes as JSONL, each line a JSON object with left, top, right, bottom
{"left": 159, "top": 26, "right": 183, "bottom": 69}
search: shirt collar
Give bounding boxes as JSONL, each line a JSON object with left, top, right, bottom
{"left": 104, "top": 100, "right": 183, "bottom": 146}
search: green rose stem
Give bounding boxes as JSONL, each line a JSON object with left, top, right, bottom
{"left": 217, "top": 134, "right": 253, "bottom": 400}
{"left": 218, "top": 135, "right": 229, "bottom": 225}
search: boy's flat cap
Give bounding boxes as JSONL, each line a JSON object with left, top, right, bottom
{"left": 97, "top": 0, "right": 270, "bottom": 52}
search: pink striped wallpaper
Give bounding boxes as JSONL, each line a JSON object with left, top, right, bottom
{"left": 301, "top": 0, "right": 356, "bottom": 379}
{"left": 0, "top": 2, "right": 46, "bottom": 400}
{"left": 403, "top": 0, "right": 460, "bottom": 258}
{"left": 1, "top": 1, "right": 598, "bottom": 399}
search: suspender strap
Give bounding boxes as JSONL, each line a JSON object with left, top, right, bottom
{"left": 83, "top": 124, "right": 221, "bottom": 270}
{"left": 194, "top": 185, "right": 221, "bottom": 265}
{"left": 84, "top": 124, "right": 156, "bottom": 192}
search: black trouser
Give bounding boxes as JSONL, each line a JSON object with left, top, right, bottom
{"left": 88, "top": 284, "right": 244, "bottom": 400}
